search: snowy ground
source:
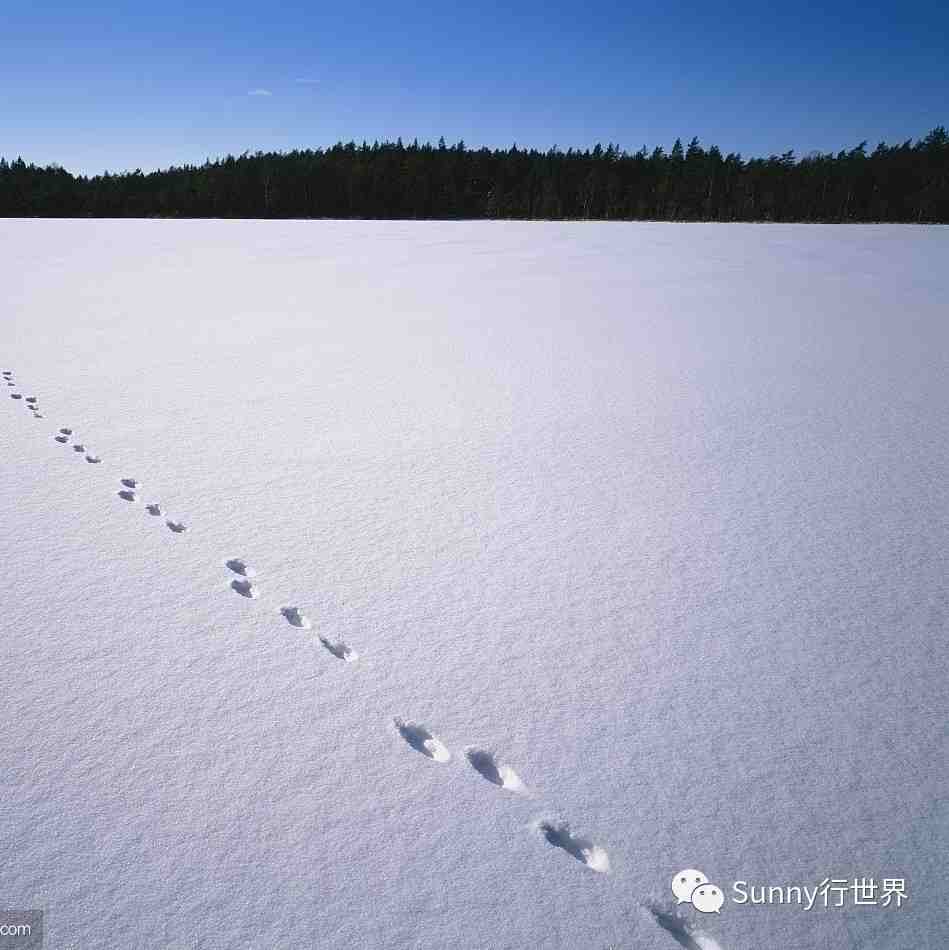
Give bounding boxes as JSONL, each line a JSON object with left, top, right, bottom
{"left": 1, "top": 220, "right": 946, "bottom": 950}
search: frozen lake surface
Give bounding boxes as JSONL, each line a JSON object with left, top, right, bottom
{"left": 2, "top": 220, "right": 946, "bottom": 949}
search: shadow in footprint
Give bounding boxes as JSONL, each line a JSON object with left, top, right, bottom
{"left": 25, "top": 397, "right": 37, "bottom": 404}
{"left": 394, "top": 718, "right": 451, "bottom": 762}
{"left": 231, "top": 578, "right": 259, "bottom": 599}
{"left": 86, "top": 455, "right": 101, "bottom": 463}
{"left": 145, "top": 504, "right": 162, "bottom": 516}
{"left": 73, "top": 444, "right": 86, "bottom": 453}
{"left": 319, "top": 636, "right": 358, "bottom": 662}
{"left": 121, "top": 478, "right": 138, "bottom": 489}
{"left": 646, "top": 904, "right": 722, "bottom": 950}
{"left": 226, "top": 558, "right": 253, "bottom": 577}
{"left": 54, "top": 435, "right": 69, "bottom": 444}
{"left": 465, "top": 748, "right": 526, "bottom": 792}
{"left": 118, "top": 490, "right": 137, "bottom": 502}
{"left": 59, "top": 428, "right": 72, "bottom": 435}
{"left": 166, "top": 521, "right": 187, "bottom": 533}
{"left": 535, "top": 819, "right": 610, "bottom": 873}
{"left": 280, "top": 606, "right": 311, "bottom": 629}
{"left": 10, "top": 393, "right": 22, "bottom": 399}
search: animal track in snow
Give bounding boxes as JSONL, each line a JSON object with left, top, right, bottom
{"left": 533, "top": 818, "right": 610, "bottom": 873}
{"left": 231, "top": 578, "right": 259, "bottom": 599}
{"left": 280, "top": 606, "right": 311, "bottom": 629}
{"left": 319, "top": 636, "right": 359, "bottom": 662}
{"left": 13, "top": 380, "right": 629, "bottom": 889}
{"left": 394, "top": 719, "right": 451, "bottom": 762}
{"left": 33, "top": 412, "right": 44, "bottom": 419}
{"left": 646, "top": 904, "right": 723, "bottom": 950}
{"left": 464, "top": 748, "right": 527, "bottom": 793}
{"left": 225, "top": 558, "right": 254, "bottom": 577}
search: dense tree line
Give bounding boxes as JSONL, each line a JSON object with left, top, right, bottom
{"left": 2, "top": 128, "right": 947, "bottom": 221}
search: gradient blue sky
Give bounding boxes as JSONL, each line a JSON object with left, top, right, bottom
{"left": 2, "top": 1, "right": 946, "bottom": 175}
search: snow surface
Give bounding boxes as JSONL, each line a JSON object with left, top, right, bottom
{"left": 1, "top": 220, "right": 947, "bottom": 950}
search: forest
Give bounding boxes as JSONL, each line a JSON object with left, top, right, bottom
{"left": 1, "top": 127, "right": 947, "bottom": 221}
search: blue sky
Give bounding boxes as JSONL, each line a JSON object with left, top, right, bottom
{"left": 2, "top": 1, "right": 946, "bottom": 175}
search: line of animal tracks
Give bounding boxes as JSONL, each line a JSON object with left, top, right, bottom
{"left": 6, "top": 365, "right": 722, "bottom": 949}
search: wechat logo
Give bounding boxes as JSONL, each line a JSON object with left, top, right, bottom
{"left": 672, "top": 869, "right": 725, "bottom": 914}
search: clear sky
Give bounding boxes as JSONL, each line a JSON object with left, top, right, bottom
{"left": 2, "top": 1, "right": 946, "bottom": 175}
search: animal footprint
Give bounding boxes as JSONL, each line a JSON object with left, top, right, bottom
{"left": 394, "top": 719, "right": 451, "bottom": 762}
{"left": 280, "top": 606, "right": 311, "bottom": 629}
{"left": 59, "top": 428, "right": 72, "bottom": 435}
{"left": 121, "top": 478, "right": 138, "bottom": 489}
{"left": 118, "top": 490, "right": 137, "bottom": 502}
{"left": 647, "top": 904, "right": 723, "bottom": 950}
{"left": 85, "top": 455, "right": 101, "bottom": 463}
{"left": 25, "top": 397, "right": 37, "bottom": 404}
{"left": 533, "top": 818, "right": 610, "bottom": 873}
{"left": 319, "top": 636, "right": 359, "bottom": 662}
{"left": 54, "top": 435, "right": 69, "bottom": 444}
{"left": 166, "top": 521, "right": 187, "bottom": 533}
{"left": 33, "top": 412, "right": 44, "bottom": 419}
{"left": 464, "top": 748, "right": 527, "bottom": 792}
{"left": 225, "top": 558, "right": 254, "bottom": 577}
{"left": 145, "top": 503, "right": 162, "bottom": 516}
{"left": 10, "top": 393, "right": 22, "bottom": 399}
{"left": 231, "top": 578, "right": 259, "bottom": 599}
{"left": 73, "top": 444, "right": 86, "bottom": 453}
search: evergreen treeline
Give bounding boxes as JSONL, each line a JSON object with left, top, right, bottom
{"left": 2, "top": 128, "right": 948, "bottom": 221}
